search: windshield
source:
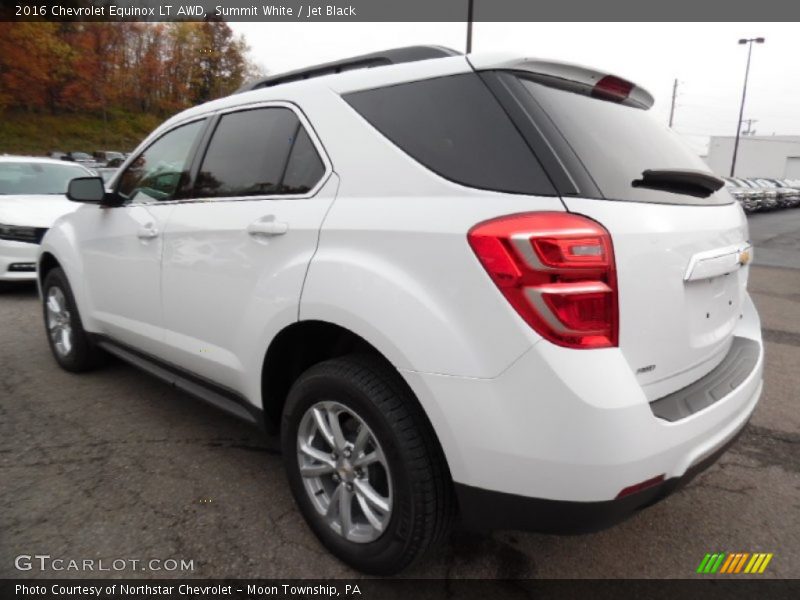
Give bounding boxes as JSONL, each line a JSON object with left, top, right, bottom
{"left": 514, "top": 74, "right": 732, "bottom": 205}
{"left": 0, "top": 162, "right": 89, "bottom": 195}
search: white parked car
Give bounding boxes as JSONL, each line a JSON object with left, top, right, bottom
{"left": 0, "top": 157, "right": 93, "bottom": 286}
{"left": 39, "top": 47, "right": 763, "bottom": 574}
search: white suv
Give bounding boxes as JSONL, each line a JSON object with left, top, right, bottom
{"left": 39, "top": 47, "right": 763, "bottom": 574}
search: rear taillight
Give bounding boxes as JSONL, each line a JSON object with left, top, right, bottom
{"left": 591, "top": 75, "right": 634, "bottom": 103}
{"left": 468, "top": 212, "right": 618, "bottom": 349}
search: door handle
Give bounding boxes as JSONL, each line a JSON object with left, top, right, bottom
{"left": 247, "top": 219, "right": 289, "bottom": 237}
{"left": 137, "top": 224, "right": 159, "bottom": 240}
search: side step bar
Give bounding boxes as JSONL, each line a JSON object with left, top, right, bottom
{"left": 93, "top": 336, "right": 263, "bottom": 428}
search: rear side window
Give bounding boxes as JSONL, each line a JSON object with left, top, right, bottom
{"left": 344, "top": 74, "right": 555, "bottom": 196}
{"left": 194, "top": 107, "right": 325, "bottom": 199}
{"left": 282, "top": 127, "right": 326, "bottom": 194}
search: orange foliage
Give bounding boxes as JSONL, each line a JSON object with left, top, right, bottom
{"left": 0, "top": 22, "right": 255, "bottom": 115}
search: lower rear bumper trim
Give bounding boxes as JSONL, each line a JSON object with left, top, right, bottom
{"left": 454, "top": 421, "right": 748, "bottom": 534}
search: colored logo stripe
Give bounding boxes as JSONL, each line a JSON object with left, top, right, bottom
{"left": 698, "top": 552, "right": 773, "bottom": 574}
{"left": 697, "top": 553, "right": 726, "bottom": 573}
{"left": 697, "top": 553, "right": 712, "bottom": 573}
{"left": 720, "top": 553, "right": 749, "bottom": 573}
{"left": 719, "top": 553, "right": 736, "bottom": 573}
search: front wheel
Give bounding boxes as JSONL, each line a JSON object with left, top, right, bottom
{"left": 42, "top": 267, "right": 105, "bottom": 372}
{"left": 281, "top": 355, "right": 453, "bottom": 575}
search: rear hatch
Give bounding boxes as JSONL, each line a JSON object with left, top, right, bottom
{"left": 474, "top": 60, "right": 751, "bottom": 399}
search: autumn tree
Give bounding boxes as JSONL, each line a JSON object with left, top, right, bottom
{"left": 0, "top": 22, "right": 72, "bottom": 112}
{"left": 0, "top": 21, "right": 257, "bottom": 116}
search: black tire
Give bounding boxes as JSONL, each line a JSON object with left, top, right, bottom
{"left": 281, "top": 354, "right": 454, "bottom": 575}
{"left": 42, "top": 267, "right": 105, "bottom": 372}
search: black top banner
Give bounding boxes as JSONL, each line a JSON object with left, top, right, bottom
{"left": 3, "top": 0, "right": 800, "bottom": 22}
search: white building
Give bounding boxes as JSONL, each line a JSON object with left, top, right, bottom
{"left": 705, "top": 135, "right": 800, "bottom": 179}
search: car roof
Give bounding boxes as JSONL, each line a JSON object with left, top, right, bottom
{"left": 238, "top": 45, "right": 461, "bottom": 93}
{"left": 145, "top": 48, "right": 653, "bottom": 153}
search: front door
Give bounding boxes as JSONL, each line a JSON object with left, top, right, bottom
{"left": 76, "top": 118, "right": 207, "bottom": 354}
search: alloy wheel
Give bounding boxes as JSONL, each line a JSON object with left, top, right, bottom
{"left": 296, "top": 400, "right": 393, "bottom": 543}
{"left": 46, "top": 286, "right": 73, "bottom": 357}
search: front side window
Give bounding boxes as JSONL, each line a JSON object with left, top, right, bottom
{"left": 193, "top": 107, "right": 325, "bottom": 199}
{"left": 116, "top": 119, "right": 205, "bottom": 202}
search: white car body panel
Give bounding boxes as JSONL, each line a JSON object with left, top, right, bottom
{"left": 564, "top": 197, "right": 750, "bottom": 401}
{"left": 0, "top": 240, "right": 40, "bottom": 281}
{"left": 0, "top": 194, "right": 81, "bottom": 228}
{"left": 0, "top": 157, "right": 91, "bottom": 281}
{"left": 402, "top": 294, "right": 762, "bottom": 500}
{"left": 160, "top": 175, "right": 339, "bottom": 399}
{"left": 300, "top": 193, "right": 563, "bottom": 378}
{"left": 65, "top": 203, "right": 175, "bottom": 355}
{"left": 38, "top": 50, "right": 764, "bottom": 514}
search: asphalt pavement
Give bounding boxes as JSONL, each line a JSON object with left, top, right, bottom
{"left": 1, "top": 211, "right": 798, "bottom": 579}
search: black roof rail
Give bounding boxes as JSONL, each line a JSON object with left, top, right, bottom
{"left": 236, "top": 45, "right": 462, "bottom": 93}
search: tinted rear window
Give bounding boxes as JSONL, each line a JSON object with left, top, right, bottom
{"left": 282, "top": 126, "right": 326, "bottom": 194}
{"left": 514, "top": 75, "right": 732, "bottom": 205}
{"left": 344, "top": 74, "right": 555, "bottom": 196}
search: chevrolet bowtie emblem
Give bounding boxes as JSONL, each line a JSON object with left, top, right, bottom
{"left": 739, "top": 248, "right": 752, "bottom": 266}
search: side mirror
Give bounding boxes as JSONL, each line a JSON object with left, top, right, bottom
{"left": 67, "top": 177, "right": 117, "bottom": 205}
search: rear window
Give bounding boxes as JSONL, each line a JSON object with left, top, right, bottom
{"left": 344, "top": 74, "right": 555, "bottom": 196}
{"left": 514, "top": 74, "right": 732, "bottom": 205}
{"left": 195, "top": 108, "right": 298, "bottom": 198}
{"left": 194, "top": 107, "right": 325, "bottom": 199}
{"left": 282, "top": 126, "right": 326, "bottom": 194}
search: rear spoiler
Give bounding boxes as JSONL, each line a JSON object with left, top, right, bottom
{"left": 467, "top": 55, "right": 655, "bottom": 110}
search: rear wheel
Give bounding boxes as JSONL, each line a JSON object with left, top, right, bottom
{"left": 42, "top": 267, "right": 105, "bottom": 372}
{"left": 281, "top": 354, "right": 453, "bottom": 575}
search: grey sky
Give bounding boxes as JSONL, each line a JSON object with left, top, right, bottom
{"left": 230, "top": 22, "right": 800, "bottom": 155}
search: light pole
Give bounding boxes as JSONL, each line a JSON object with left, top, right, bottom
{"left": 730, "top": 37, "right": 765, "bottom": 177}
{"left": 466, "top": 0, "right": 474, "bottom": 53}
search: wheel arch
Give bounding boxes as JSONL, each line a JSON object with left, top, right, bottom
{"left": 38, "top": 251, "right": 62, "bottom": 289}
{"left": 259, "top": 320, "right": 454, "bottom": 483}
{"left": 261, "top": 320, "right": 392, "bottom": 432}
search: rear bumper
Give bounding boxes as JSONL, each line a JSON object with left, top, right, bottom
{"left": 401, "top": 293, "right": 763, "bottom": 513}
{"left": 0, "top": 240, "right": 38, "bottom": 281}
{"left": 454, "top": 420, "right": 748, "bottom": 534}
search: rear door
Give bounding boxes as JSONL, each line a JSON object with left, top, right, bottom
{"left": 485, "top": 70, "right": 751, "bottom": 400}
{"left": 159, "top": 103, "right": 334, "bottom": 391}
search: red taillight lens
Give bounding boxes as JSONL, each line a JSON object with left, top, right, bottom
{"left": 591, "top": 75, "right": 634, "bottom": 103}
{"left": 615, "top": 474, "right": 665, "bottom": 499}
{"left": 468, "top": 212, "right": 618, "bottom": 349}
